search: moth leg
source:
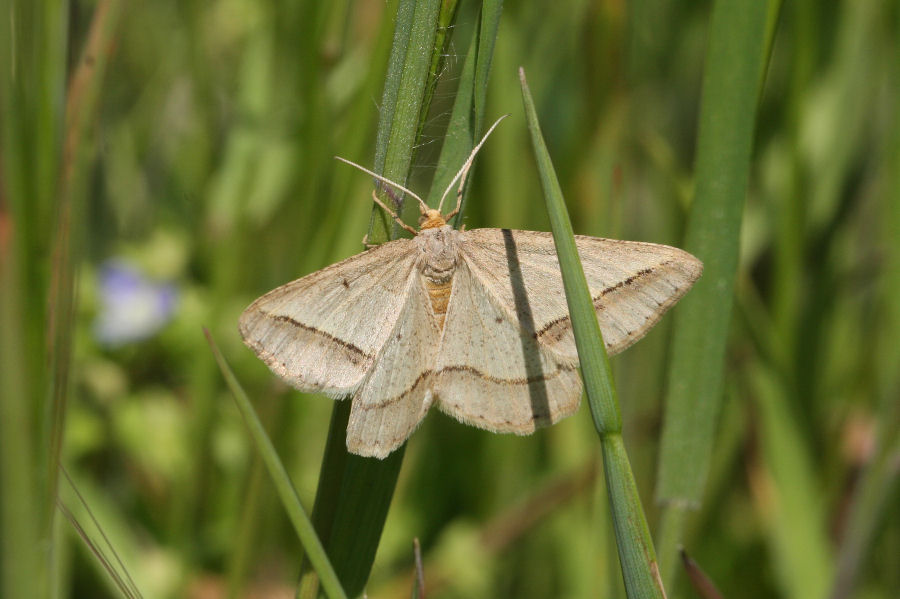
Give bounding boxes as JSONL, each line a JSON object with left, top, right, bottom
{"left": 443, "top": 176, "right": 465, "bottom": 221}
{"left": 370, "top": 190, "right": 418, "bottom": 236}
{"left": 361, "top": 233, "right": 377, "bottom": 249}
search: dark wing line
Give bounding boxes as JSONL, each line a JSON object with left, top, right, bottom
{"left": 354, "top": 362, "right": 582, "bottom": 410}
{"left": 534, "top": 264, "right": 665, "bottom": 338}
{"left": 264, "top": 314, "right": 375, "bottom": 360}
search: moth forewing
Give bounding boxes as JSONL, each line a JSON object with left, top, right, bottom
{"left": 238, "top": 239, "right": 420, "bottom": 397}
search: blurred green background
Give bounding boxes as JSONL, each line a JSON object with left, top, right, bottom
{"left": 1, "top": 0, "right": 898, "bottom": 597}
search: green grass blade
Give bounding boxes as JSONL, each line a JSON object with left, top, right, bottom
{"left": 205, "top": 330, "right": 347, "bottom": 599}
{"left": 0, "top": 1, "right": 68, "bottom": 597}
{"left": 654, "top": 0, "right": 770, "bottom": 585}
{"left": 320, "top": 451, "right": 406, "bottom": 592}
{"left": 418, "top": 0, "right": 461, "bottom": 142}
{"left": 371, "top": 0, "right": 416, "bottom": 184}
{"left": 519, "top": 69, "right": 619, "bottom": 433}
{"left": 425, "top": 0, "right": 503, "bottom": 219}
{"left": 472, "top": 0, "right": 502, "bottom": 134}
{"left": 0, "top": 246, "right": 42, "bottom": 599}
{"left": 371, "top": 0, "right": 444, "bottom": 239}
{"left": 520, "top": 67, "right": 664, "bottom": 599}
{"left": 424, "top": 26, "right": 479, "bottom": 212}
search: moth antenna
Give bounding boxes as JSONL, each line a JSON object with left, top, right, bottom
{"left": 438, "top": 114, "right": 510, "bottom": 216}
{"left": 334, "top": 156, "right": 430, "bottom": 216}
{"left": 369, "top": 190, "right": 418, "bottom": 236}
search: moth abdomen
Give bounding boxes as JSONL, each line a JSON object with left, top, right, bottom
{"left": 424, "top": 278, "right": 454, "bottom": 329}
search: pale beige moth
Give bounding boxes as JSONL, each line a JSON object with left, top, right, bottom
{"left": 239, "top": 118, "right": 702, "bottom": 459}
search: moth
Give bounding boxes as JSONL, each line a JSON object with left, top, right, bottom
{"left": 240, "top": 118, "right": 702, "bottom": 459}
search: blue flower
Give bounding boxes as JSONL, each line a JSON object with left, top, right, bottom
{"left": 94, "top": 261, "right": 177, "bottom": 346}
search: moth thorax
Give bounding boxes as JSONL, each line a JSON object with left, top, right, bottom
{"left": 416, "top": 226, "right": 459, "bottom": 281}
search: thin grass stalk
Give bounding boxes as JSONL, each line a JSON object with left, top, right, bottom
{"left": 61, "top": 469, "right": 170, "bottom": 597}
{"left": 654, "top": 0, "right": 770, "bottom": 586}
{"left": 59, "top": 468, "right": 142, "bottom": 599}
{"left": 520, "top": 67, "right": 665, "bottom": 599}
{"left": 411, "top": 538, "right": 425, "bottom": 599}
{"left": 206, "top": 330, "right": 348, "bottom": 599}
{"left": 57, "top": 503, "right": 139, "bottom": 599}
{"left": 48, "top": 3, "right": 121, "bottom": 593}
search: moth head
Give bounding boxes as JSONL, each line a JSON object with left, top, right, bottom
{"left": 419, "top": 208, "right": 446, "bottom": 231}
{"left": 334, "top": 115, "right": 509, "bottom": 238}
